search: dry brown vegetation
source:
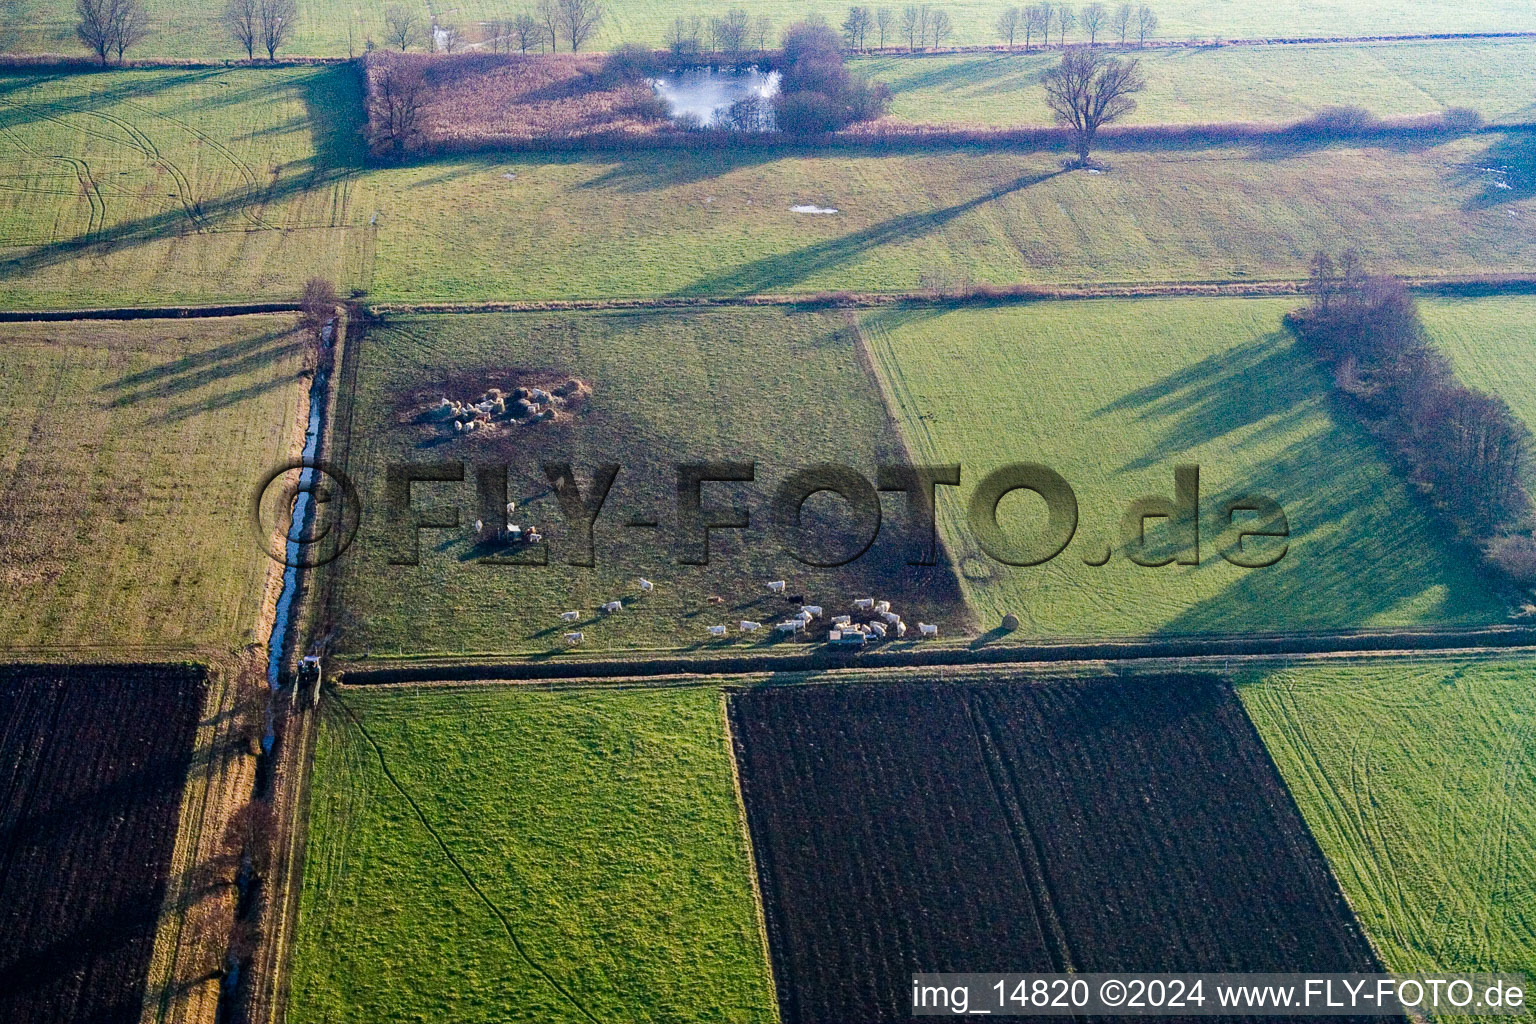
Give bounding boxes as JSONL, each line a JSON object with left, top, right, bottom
{"left": 363, "top": 50, "right": 669, "bottom": 151}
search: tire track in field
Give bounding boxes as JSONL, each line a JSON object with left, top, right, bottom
{"left": 85, "top": 108, "right": 210, "bottom": 232}
{"left": 120, "top": 99, "right": 269, "bottom": 229}
{"left": 0, "top": 121, "right": 106, "bottom": 240}
{"left": 333, "top": 695, "right": 605, "bottom": 1024}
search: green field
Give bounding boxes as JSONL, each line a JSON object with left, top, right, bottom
{"left": 356, "top": 134, "right": 1536, "bottom": 302}
{"left": 1241, "top": 658, "right": 1536, "bottom": 983}
{"left": 858, "top": 297, "right": 1510, "bottom": 637}
{"left": 1422, "top": 296, "right": 1536, "bottom": 436}
{"left": 0, "top": 65, "right": 367, "bottom": 309}
{"left": 7, "top": 0, "right": 1536, "bottom": 60}
{"left": 290, "top": 683, "right": 776, "bottom": 1023}
{"left": 859, "top": 39, "right": 1536, "bottom": 127}
{"left": 325, "top": 307, "right": 969, "bottom": 658}
{"left": 4, "top": 65, "right": 1534, "bottom": 307}
{"left": 0, "top": 314, "right": 309, "bottom": 654}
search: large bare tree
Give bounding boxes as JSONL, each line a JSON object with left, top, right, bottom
{"left": 554, "top": 0, "right": 601, "bottom": 51}
{"left": 1080, "top": 2, "right": 1106, "bottom": 43}
{"left": 383, "top": 4, "right": 421, "bottom": 49}
{"left": 511, "top": 11, "right": 542, "bottom": 51}
{"left": 1041, "top": 46, "right": 1144, "bottom": 165}
{"left": 1135, "top": 3, "right": 1156, "bottom": 42}
{"left": 257, "top": 0, "right": 294, "bottom": 59}
{"left": 874, "top": 6, "right": 892, "bottom": 48}
{"left": 367, "top": 61, "right": 427, "bottom": 157}
{"left": 996, "top": 6, "right": 1021, "bottom": 48}
{"left": 1052, "top": 1, "right": 1076, "bottom": 43}
{"left": 928, "top": 7, "right": 952, "bottom": 47}
{"left": 224, "top": 0, "right": 257, "bottom": 57}
{"left": 1111, "top": 1, "right": 1131, "bottom": 42}
{"left": 75, "top": 0, "right": 113, "bottom": 62}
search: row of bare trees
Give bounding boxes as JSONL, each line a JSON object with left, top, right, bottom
{"left": 662, "top": 10, "right": 775, "bottom": 57}
{"left": 1295, "top": 253, "right": 1536, "bottom": 578}
{"left": 75, "top": 0, "right": 149, "bottom": 63}
{"left": 222, "top": 0, "right": 295, "bottom": 59}
{"left": 998, "top": 2, "right": 1157, "bottom": 47}
{"left": 382, "top": 0, "right": 601, "bottom": 53}
{"left": 835, "top": 2, "right": 1158, "bottom": 52}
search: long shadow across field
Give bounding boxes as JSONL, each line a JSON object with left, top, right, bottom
{"left": 672, "top": 167, "right": 1065, "bottom": 296}
{"left": 1089, "top": 333, "right": 1508, "bottom": 634}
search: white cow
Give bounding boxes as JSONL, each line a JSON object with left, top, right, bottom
{"left": 800, "top": 605, "right": 822, "bottom": 618}
{"left": 708, "top": 624, "right": 728, "bottom": 637}
{"left": 869, "top": 621, "right": 887, "bottom": 638}
{"left": 895, "top": 620, "right": 908, "bottom": 637}
{"left": 776, "top": 620, "right": 803, "bottom": 634}
{"left": 560, "top": 610, "right": 580, "bottom": 622}
{"left": 739, "top": 620, "right": 762, "bottom": 632}
{"left": 832, "top": 614, "right": 852, "bottom": 626}
{"left": 881, "top": 610, "right": 901, "bottom": 625}
{"left": 563, "top": 631, "right": 584, "bottom": 644}
{"left": 874, "top": 600, "right": 890, "bottom": 614}
{"left": 637, "top": 578, "right": 654, "bottom": 593}
{"left": 919, "top": 622, "right": 939, "bottom": 637}
{"left": 767, "top": 580, "right": 787, "bottom": 593}
{"left": 853, "top": 598, "right": 874, "bottom": 611}
{"left": 602, "top": 600, "right": 622, "bottom": 614}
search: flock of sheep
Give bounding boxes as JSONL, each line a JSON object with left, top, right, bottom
{"left": 559, "top": 577, "right": 939, "bottom": 648}
{"left": 428, "top": 378, "right": 588, "bottom": 437}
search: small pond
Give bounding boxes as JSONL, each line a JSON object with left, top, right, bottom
{"left": 652, "top": 67, "right": 781, "bottom": 130}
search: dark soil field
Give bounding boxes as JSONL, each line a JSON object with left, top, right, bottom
{"left": 728, "top": 674, "right": 1382, "bottom": 1024}
{"left": 0, "top": 664, "right": 205, "bottom": 1024}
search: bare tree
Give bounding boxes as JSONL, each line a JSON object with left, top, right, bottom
{"left": 367, "top": 61, "right": 427, "bottom": 156}
{"left": 1080, "top": 2, "right": 1105, "bottom": 43}
{"left": 752, "top": 13, "right": 772, "bottom": 49}
{"left": 383, "top": 4, "right": 421, "bottom": 50}
{"left": 703, "top": 13, "right": 718, "bottom": 52}
{"left": 555, "top": 0, "right": 601, "bottom": 51}
{"left": 1052, "top": 2, "right": 1076, "bottom": 44}
{"left": 842, "top": 5, "right": 871, "bottom": 50}
{"left": 1135, "top": 3, "right": 1156, "bottom": 42}
{"left": 536, "top": 0, "right": 558, "bottom": 51}
{"left": 224, "top": 0, "right": 257, "bottom": 58}
{"left": 1023, "top": 1, "right": 1046, "bottom": 45}
{"left": 1111, "top": 1, "right": 1131, "bottom": 42}
{"left": 929, "top": 7, "right": 952, "bottom": 47}
{"left": 1041, "top": 46, "right": 1144, "bottom": 164}
{"left": 437, "top": 21, "right": 461, "bottom": 51}
{"left": 257, "top": 0, "right": 293, "bottom": 59}
{"left": 916, "top": 4, "right": 931, "bottom": 46}
{"left": 76, "top": 0, "right": 112, "bottom": 63}
{"left": 874, "top": 6, "right": 892, "bottom": 48}
{"left": 718, "top": 7, "right": 748, "bottom": 53}
{"left": 997, "top": 6, "right": 1021, "bottom": 47}
{"left": 663, "top": 14, "right": 699, "bottom": 54}
{"left": 511, "top": 10, "right": 542, "bottom": 51}
{"left": 108, "top": 0, "right": 148, "bottom": 61}
{"left": 899, "top": 4, "right": 918, "bottom": 50}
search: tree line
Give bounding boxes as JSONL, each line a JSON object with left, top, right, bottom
{"left": 1293, "top": 253, "right": 1536, "bottom": 584}
{"left": 839, "top": 2, "right": 1158, "bottom": 51}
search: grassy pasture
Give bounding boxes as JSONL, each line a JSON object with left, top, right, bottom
{"left": 857, "top": 297, "right": 1508, "bottom": 637}
{"left": 0, "top": 314, "right": 309, "bottom": 655}
{"left": 0, "top": 65, "right": 368, "bottom": 309}
{"left": 859, "top": 39, "right": 1536, "bottom": 127}
{"left": 359, "top": 135, "right": 1536, "bottom": 301}
{"left": 289, "top": 683, "right": 776, "bottom": 1024}
{"left": 1421, "top": 295, "right": 1536, "bottom": 436}
{"left": 326, "top": 308, "right": 968, "bottom": 659}
{"left": 7, "top": 0, "right": 1536, "bottom": 60}
{"left": 1241, "top": 658, "right": 1536, "bottom": 985}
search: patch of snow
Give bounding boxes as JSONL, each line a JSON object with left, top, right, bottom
{"left": 790, "top": 204, "right": 838, "bottom": 214}
{"left": 502, "top": 172, "right": 517, "bottom": 180}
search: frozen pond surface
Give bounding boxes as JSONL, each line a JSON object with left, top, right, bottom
{"left": 652, "top": 67, "right": 780, "bottom": 129}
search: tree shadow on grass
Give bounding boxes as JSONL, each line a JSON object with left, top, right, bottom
{"left": 1095, "top": 331, "right": 1319, "bottom": 474}
{"left": 1455, "top": 131, "right": 1536, "bottom": 210}
{"left": 670, "top": 167, "right": 1065, "bottom": 296}
{"left": 99, "top": 325, "right": 302, "bottom": 406}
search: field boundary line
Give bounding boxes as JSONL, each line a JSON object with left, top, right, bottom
{"left": 2, "top": 275, "right": 1535, "bottom": 321}
{"left": 330, "top": 626, "right": 1536, "bottom": 685}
